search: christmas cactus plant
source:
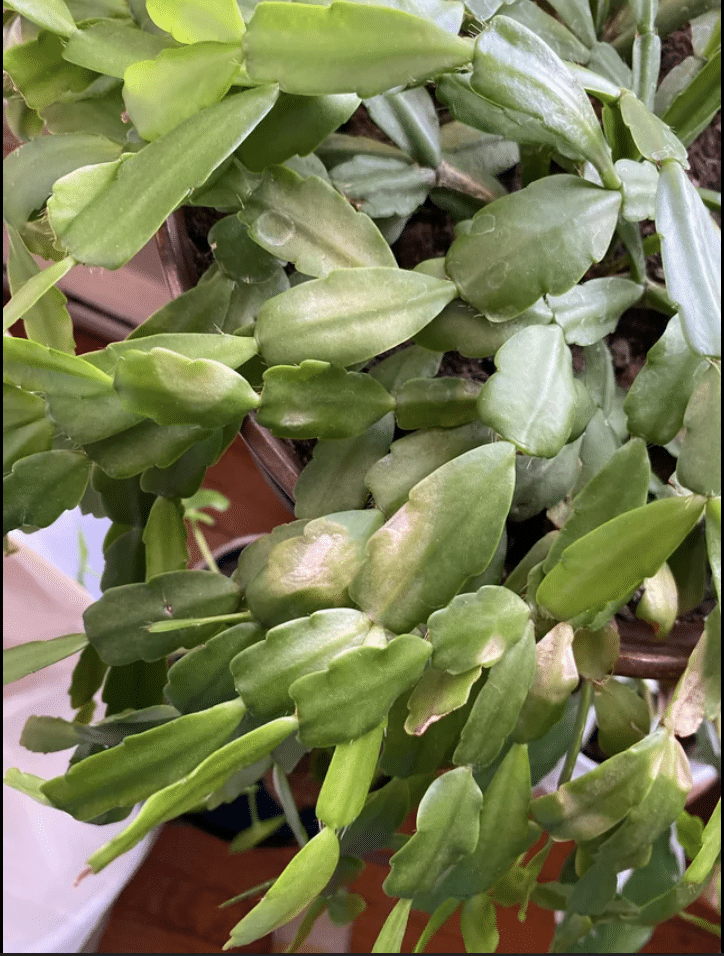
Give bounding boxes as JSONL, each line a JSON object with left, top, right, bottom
{"left": 3, "top": 0, "right": 721, "bottom": 951}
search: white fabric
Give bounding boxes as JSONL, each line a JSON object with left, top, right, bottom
{"left": 3, "top": 543, "right": 154, "bottom": 953}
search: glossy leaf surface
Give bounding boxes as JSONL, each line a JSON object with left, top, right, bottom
{"left": 147, "top": 0, "right": 245, "bottom": 43}
{"left": 593, "top": 732, "right": 692, "bottom": 873}
{"left": 41, "top": 697, "right": 245, "bottom": 821}
{"left": 244, "top": 511, "right": 384, "bottom": 627}
{"left": 165, "top": 622, "right": 263, "bottom": 714}
{"left": 543, "top": 438, "right": 650, "bottom": 572}
{"left": 365, "top": 86, "right": 442, "bottom": 168}
{"left": 404, "top": 666, "right": 482, "bottom": 735}
{"left": 371, "top": 899, "right": 412, "bottom": 954}
{"left": 257, "top": 361, "right": 394, "bottom": 439}
{"left": 58, "top": 87, "right": 279, "bottom": 269}
{"left": 656, "top": 160, "right": 721, "bottom": 358}
{"left": 676, "top": 361, "right": 721, "bottom": 496}
{"left": 429, "top": 585, "right": 530, "bottom": 674}
{"left": 6, "top": 226, "right": 75, "bottom": 353}
{"left": 232, "top": 608, "right": 375, "bottom": 717}
{"left": 294, "top": 415, "right": 394, "bottom": 519}
{"left": 513, "top": 623, "right": 578, "bottom": 742}
{"left": 537, "top": 495, "right": 707, "bottom": 621}
{"left": 290, "top": 635, "right": 432, "bottom": 747}
{"left": 123, "top": 43, "right": 241, "bottom": 142}
{"left": 624, "top": 315, "right": 707, "bottom": 445}
{"left": 2, "top": 383, "right": 55, "bottom": 475}
{"left": 243, "top": 1, "right": 473, "bottom": 96}
{"left": 471, "top": 17, "right": 617, "bottom": 183}
{"left": 2, "top": 133, "right": 121, "bottom": 235}
{"left": 395, "top": 377, "right": 482, "bottom": 430}
{"left": 350, "top": 443, "right": 515, "bottom": 633}
{"left": 477, "top": 325, "right": 576, "bottom": 457}
{"left": 256, "top": 268, "right": 456, "bottom": 368}
{"left": 365, "top": 421, "right": 493, "bottom": 517}
{"left": 619, "top": 91, "right": 689, "bottom": 166}
{"left": 238, "top": 93, "right": 359, "bottom": 171}
{"left": 316, "top": 720, "right": 385, "bottom": 828}
{"left": 4, "top": 32, "right": 96, "bottom": 111}
{"left": 636, "top": 561, "right": 679, "bottom": 637}
{"left": 229, "top": 832, "right": 340, "bottom": 948}
{"left": 447, "top": 176, "right": 621, "bottom": 320}
{"left": 84, "top": 570, "right": 241, "bottom": 664}
{"left": 3, "top": 633, "right": 87, "bottom": 686}
{"left": 665, "top": 606, "right": 721, "bottom": 737}
{"left": 4, "top": 0, "right": 76, "bottom": 36}
{"left": 531, "top": 729, "right": 667, "bottom": 841}
{"left": 3, "top": 450, "right": 91, "bottom": 535}
{"left": 453, "top": 625, "right": 535, "bottom": 768}
{"left": 385, "top": 768, "right": 482, "bottom": 897}
{"left": 62, "top": 20, "right": 175, "bottom": 78}
{"left": 241, "top": 166, "right": 394, "bottom": 275}
{"left": 549, "top": 279, "right": 644, "bottom": 347}
{"left": 594, "top": 679, "right": 650, "bottom": 756}
{"left": 440, "top": 744, "right": 532, "bottom": 898}
{"left": 114, "top": 347, "right": 259, "bottom": 429}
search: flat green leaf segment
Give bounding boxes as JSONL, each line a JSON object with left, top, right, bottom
{"left": 532, "top": 729, "right": 667, "bottom": 841}
{"left": 3, "top": 256, "right": 76, "bottom": 330}
{"left": 665, "top": 606, "right": 720, "bottom": 738}
{"left": 87, "top": 716, "right": 298, "bottom": 873}
{"left": 123, "top": 43, "right": 242, "bottom": 142}
{"left": 3, "top": 450, "right": 91, "bottom": 536}
{"left": 385, "top": 768, "right": 482, "bottom": 897}
{"left": 238, "top": 93, "right": 359, "bottom": 172}
{"left": 438, "top": 743, "right": 532, "bottom": 899}
{"left": 372, "top": 899, "right": 412, "bottom": 954}
{"left": 41, "top": 697, "right": 245, "bottom": 821}
{"left": 471, "top": 17, "right": 618, "bottom": 186}
{"left": 350, "top": 443, "right": 515, "bottom": 633}
{"left": 538, "top": 495, "right": 707, "bottom": 621}
{"left": 676, "top": 362, "right": 721, "bottom": 496}
{"left": 446, "top": 176, "right": 621, "bottom": 320}
{"left": 291, "top": 634, "right": 432, "bottom": 747}
{"left": 258, "top": 361, "right": 394, "bottom": 439}
{"left": 3, "top": 383, "right": 54, "bottom": 476}
{"left": 477, "top": 325, "right": 577, "bottom": 457}
{"left": 619, "top": 91, "right": 689, "bottom": 166}
{"left": 429, "top": 585, "right": 531, "bottom": 673}
{"left": 3, "top": 633, "right": 88, "bottom": 686}
{"left": 147, "top": 0, "right": 245, "bottom": 44}
{"left": 255, "top": 268, "right": 456, "bottom": 368}
{"left": 6, "top": 226, "right": 75, "bottom": 353}
{"left": 114, "top": 348, "right": 260, "bottom": 428}
{"left": 243, "top": 512, "right": 383, "bottom": 627}
{"left": 232, "top": 608, "right": 377, "bottom": 717}
{"left": 624, "top": 315, "right": 708, "bottom": 445}
{"left": 453, "top": 625, "right": 536, "bottom": 768}
{"left": 84, "top": 570, "right": 241, "bottom": 664}
{"left": 656, "top": 161, "right": 721, "bottom": 358}
{"left": 227, "top": 828, "right": 339, "bottom": 948}
{"left": 57, "top": 87, "right": 279, "bottom": 269}
{"left": 240, "top": 166, "right": 395, "bottom": 276}
{"left": 62, "top": 21, "right": 176, "bottom": 79}
{"left": 316, "top": 720, "right": 386, "bottom": 828}
{"left": 243, "top": 1, "right": 473, "bottom": 97}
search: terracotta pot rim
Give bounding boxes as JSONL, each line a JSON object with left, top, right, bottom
{"left": 158, "top": 215, "right": 705, "bottom": 682}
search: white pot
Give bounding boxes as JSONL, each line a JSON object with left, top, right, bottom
{"left": 3, "top": 541, "right": 155, "bottom": 954}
